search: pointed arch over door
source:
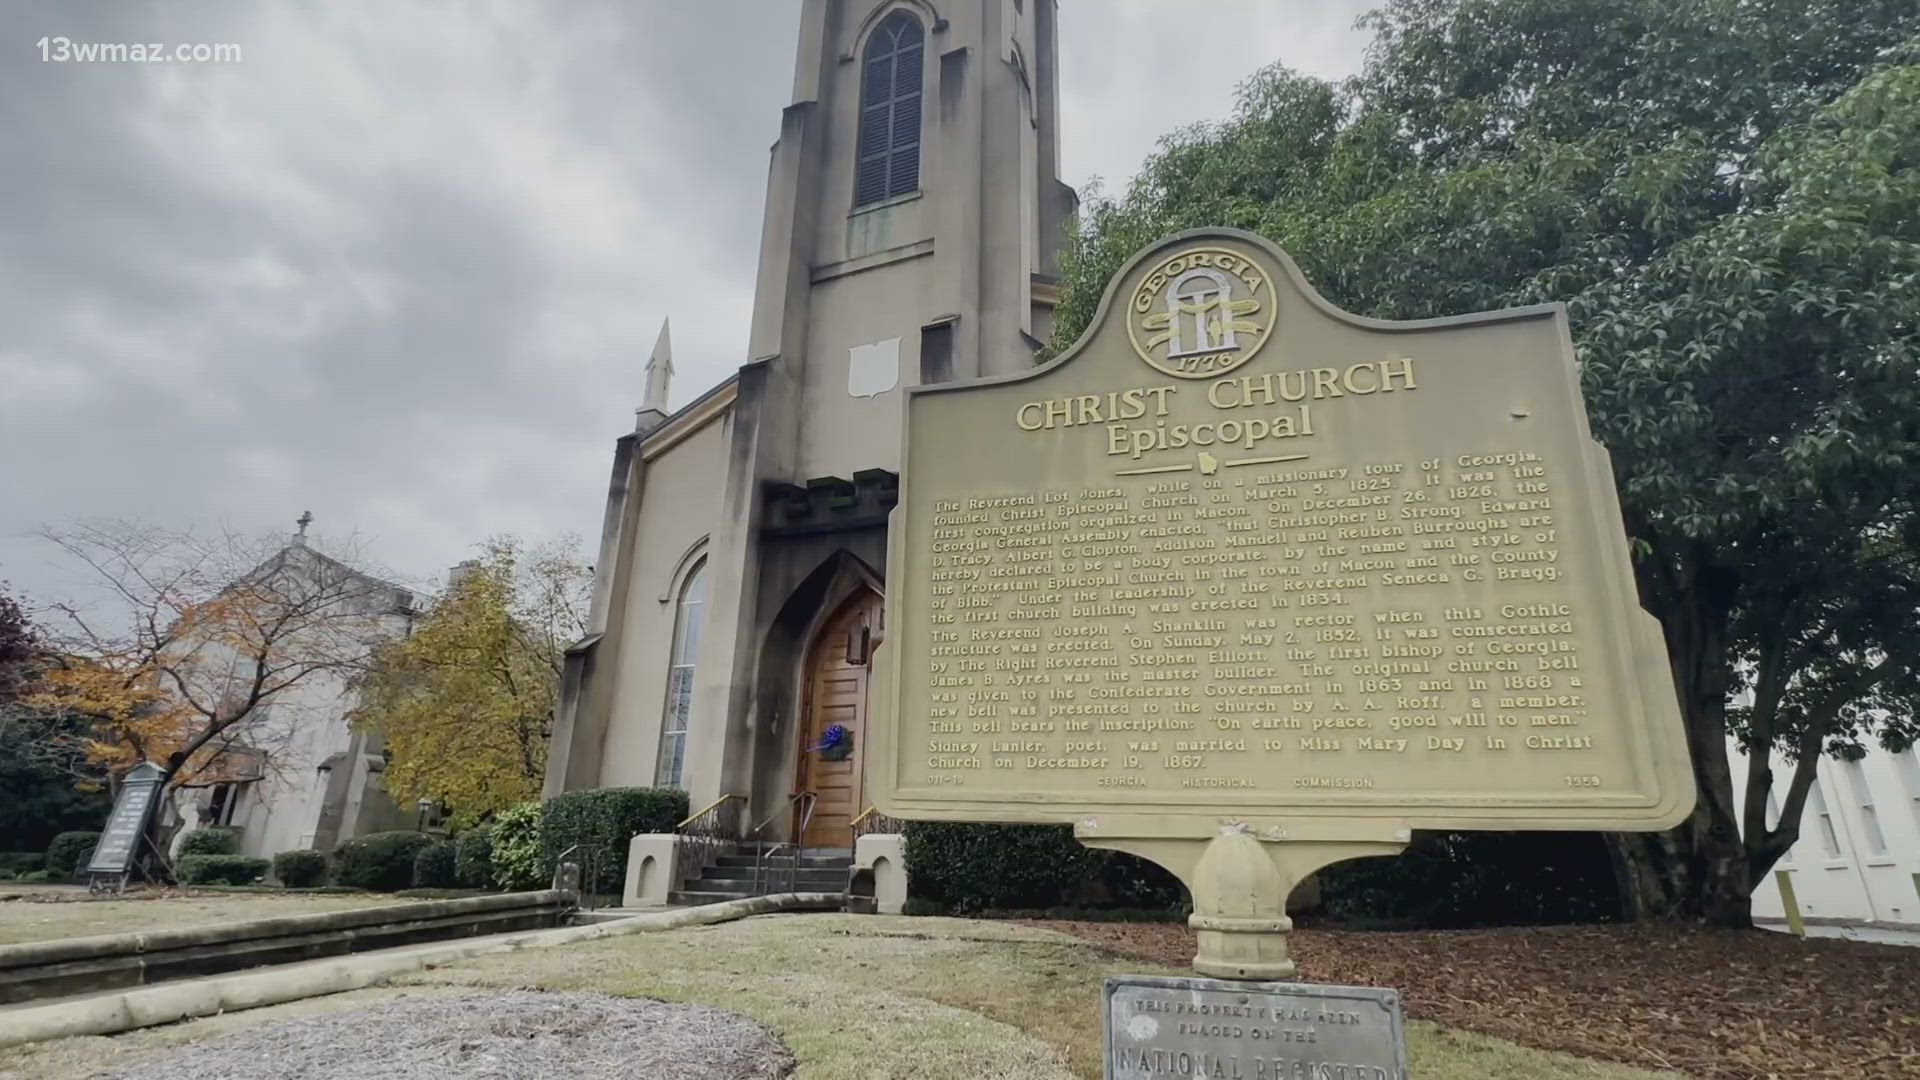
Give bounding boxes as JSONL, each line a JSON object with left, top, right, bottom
{"left": 796, "top": 586, "right": 883, "bottom": 848}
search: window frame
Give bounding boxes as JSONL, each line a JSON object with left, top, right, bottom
{"left": 1808, "top": 777, "right": 1844, "bottom": 858}
{"left": 853, "top": 9, "right": 925, "bottom": 209}
{"left": 1841, "top": 757, "right": 1888, "bottom": 857}
{"left": 654, "top": 559, "right": 708, "bottom": 790}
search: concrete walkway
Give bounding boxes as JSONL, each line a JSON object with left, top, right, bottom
{"left": 1760, "top": 921, "right": 1920, "bottom": 947}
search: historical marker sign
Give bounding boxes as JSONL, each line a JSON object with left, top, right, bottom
{"left": 874, "top": 228, "right": 1692, "bottom": 837}
{"left": 1104, "top": 976, "right": 1406, "bottom": 1080}
{"left": 85, "top": 760, "right": 166, "bottom": 880}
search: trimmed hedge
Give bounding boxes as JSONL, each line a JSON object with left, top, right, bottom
{"left": 177, "top": 827, "right": 241, "bottom": 857}
{"left": 489, "top": 802, "right": 545, "bottom": 892}
{"left": 272, "top": 849, "right": 328, "bottom": 888}
{"left": 333, "top": 831, "right": 436, "bottom": 891}
{"left": 412, "top": 839, "right": 458, "bottom": 889}
{"left": 16, "top": 870, "right": 53, "bottom": 884}
{"left": 177, "top": 854, "right": 270, "bottom": 886}
{"left": 453, "top": 825, "right": 494, "bottom": 889}
{"left": 902, "top": 822, "right": 1186, "bottom": 913}
{"left": 904, "top": 823, "right": 1100, "bottom": 911}
{"left": 1316, "top": 830, "right": 1620, "bottom": 928}
{"left": 0, "top": 852, "right": 44, "bottom": 875}
{"left": 45, "top": 831, "right": 100, "bottom": 876}
{"left": 542, "top": 786, "right": 687, "bottom": 895}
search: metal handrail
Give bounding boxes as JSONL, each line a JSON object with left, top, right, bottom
{"left": 677, "top": 793, "right": 746, "bottom": 830}
{"left": 549, "top": 843, "right": 600, "bottom": 910}
{"left": 751, "top": 791, "right": 817, "bottom": 896}
{"left": 675, "top": 793, "right": 747, "bottom": 891}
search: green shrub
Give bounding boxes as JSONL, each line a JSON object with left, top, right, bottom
{"left": 45, "top": 831, "right": 100, "bottom": 876}
{"left": 0, "top": 852, "right": 44, "bottom": 875}
{"left": 541, "top": 787, "right": 687, "bottom": 895}
{"left": 903, "top": 822, "right": 1187, "bottom": 913}
{"left": 177, "top": 827, "right": 241, "bottom": 857}
{"left": 489, "top": 802, "right": 546, "bottom": 892}
{"left": 453, "top": 825, "right": 494, "bottom": 889}
{"left": 1316, "top": 830, "right": 1620, "bottom": 929}
{"left": 1099, "top": 848, "right": 1188, "bottom": 910}
{"left": 333, "top": 831, "right": 436, "bottom": 891}
{"left": 411, "top": 839, "right": 458, "bottom": 889}
{"left": 904, "top": 822, "right": 1103, "bottom": 912}
{"left": 176, "top": 854, "right": 270, "bottom": 886}
{"left": 272, "top": 849, "right": 328, "bottom": 888}
{"left": 16, "top": 869, "right": 53, "bottom": 884}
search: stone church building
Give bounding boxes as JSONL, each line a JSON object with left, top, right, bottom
{"left": 543, "top": 0, "right": 1075, "bottom": 849}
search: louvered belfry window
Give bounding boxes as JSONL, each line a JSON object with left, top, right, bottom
{"left": 855, "top": 10, "right": 923, "bottom": 207}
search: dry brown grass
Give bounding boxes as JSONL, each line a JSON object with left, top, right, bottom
{"left": 2, "top": 913, "right": 1681, "bottom": 1080}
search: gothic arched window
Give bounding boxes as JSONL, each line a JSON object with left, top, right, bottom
{"left": 855, "top": 10, "right": 924, "bottom": 207}
{"left": 655, "top": 560, "right": 707, "bottom": 789}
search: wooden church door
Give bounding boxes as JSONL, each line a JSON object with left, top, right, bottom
{"left": 796, "top": 590, "right": 883, "bottom": 849}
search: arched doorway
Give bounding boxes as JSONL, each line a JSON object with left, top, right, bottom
{"left": 795, "top": 588, "right": 883, "bottom": 849}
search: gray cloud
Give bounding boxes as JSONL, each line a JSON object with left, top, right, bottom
{"left": 0, "top": 0, "right": 1371, "bottom": 605}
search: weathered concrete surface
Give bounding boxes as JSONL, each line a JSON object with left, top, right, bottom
{"left": 0, "top": 891, "right": 573, "bottom": 1004}
{"left": 853, "top": 833, "right": 907, "bottom": 915}
{"left": 0, "top": 892, "right": 839, "bottom": 1049}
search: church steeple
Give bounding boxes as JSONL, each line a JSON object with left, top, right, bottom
{"left": 745, "top": 0, "right": 1075, "bottom": 481}
{"left": 636, "top": 318, "right": 674, "bottom": 432}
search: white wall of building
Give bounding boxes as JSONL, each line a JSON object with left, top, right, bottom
{"left": 1731, "top": 739, "right": 1920, "bottom": 928}
{"left": 225, "top": 664, "right": 360, "bottom": 858}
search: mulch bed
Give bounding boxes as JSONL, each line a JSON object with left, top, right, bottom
{"left": 1029, "top": 920, "right": 1919, "bottom": 1079}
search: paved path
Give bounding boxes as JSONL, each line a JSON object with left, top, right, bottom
{"left": 1760, "top": 922, "right": 1920, "bottom": 947}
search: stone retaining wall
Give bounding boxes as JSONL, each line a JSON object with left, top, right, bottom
{"left": 0, "top": 890, "right": 575, "bottom": 1004}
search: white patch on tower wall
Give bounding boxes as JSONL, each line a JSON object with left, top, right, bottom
{"left": 847, "top": 338, "right": 901, "bottom": 398}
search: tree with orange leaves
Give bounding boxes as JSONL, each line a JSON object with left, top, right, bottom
{"left": 26, "top": 520, "right": 411, "bottom": 838}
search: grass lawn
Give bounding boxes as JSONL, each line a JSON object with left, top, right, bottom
{"left": 3, "top": 913, "right": 1676, "bottom": 1080}
{"left": 0, "top": 889, "right": 423, "bottom": 947}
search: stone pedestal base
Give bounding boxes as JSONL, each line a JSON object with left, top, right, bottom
{"left": 853, "top": 833, "right": 908, "bottom": 915}
{"left": 1082, "top": 822, "right": 1405, "bottom": 981}
{"left": 623, "top": 834, "right": 680, "bottom": 908}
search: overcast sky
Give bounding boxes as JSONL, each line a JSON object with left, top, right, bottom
{"left": 0, "top": 0, "right": 1375, "bottom": 608}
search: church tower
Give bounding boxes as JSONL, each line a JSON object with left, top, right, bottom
{"left": 545, "top": 1, "right": 1073, "bottom": 849}
{"left": 750, "top": 0, "right": 1075, "bottom": 479}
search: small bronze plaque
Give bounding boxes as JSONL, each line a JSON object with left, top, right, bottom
{"left": 1104, "top": 975, "right": 1406, "bottom": 1080}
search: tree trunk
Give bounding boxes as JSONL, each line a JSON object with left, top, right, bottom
{"left": 1622, "top": 542, "right": 1756, "bottom": 926}
{"left": 1606, "top": 808, "right": 1755, "bottom": 926}
{"left": 1604, "top": 828, "right": 1692, "bottom": 920}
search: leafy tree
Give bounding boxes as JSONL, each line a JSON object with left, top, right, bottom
{"left": 353, "top": 536, "right": 589, "bottom": 823}
{"left": 0, "top": 585, "right": 34, "bottom": 705}
{"left": 0, "top": 585, "right": 111, "bottom": 850}
{"left": 25, "top": 521, "right": 405, "bottom": 852}
{"left": 1050, "top": 0, "right": 1920, "bottom": 925}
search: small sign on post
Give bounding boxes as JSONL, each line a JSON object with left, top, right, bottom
{"left": 85, "top": 761, "right": 167, "bottom": 894}
{"left": 1105, "top": 976, "right": 1407, "bottom": 1080}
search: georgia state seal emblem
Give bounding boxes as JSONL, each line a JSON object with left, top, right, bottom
{"left": 1126, "top": 247, "right": 1276, "bottom": 379}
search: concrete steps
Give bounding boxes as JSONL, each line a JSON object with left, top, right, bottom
{"left": 669, "top": 846, "right": 853, "bottom": 907}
